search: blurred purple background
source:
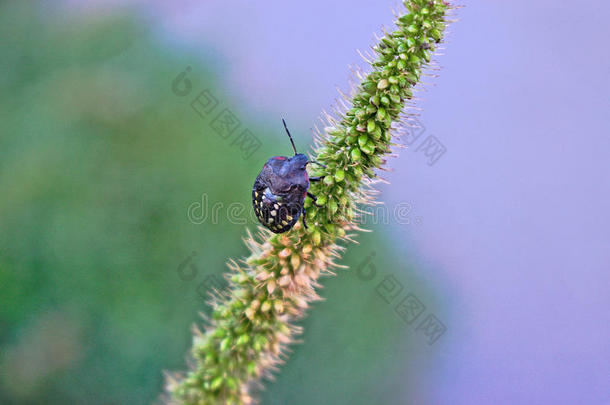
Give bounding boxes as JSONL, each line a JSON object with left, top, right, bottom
{"left": 67, "top": 0, "right": 610, "bottom": 403}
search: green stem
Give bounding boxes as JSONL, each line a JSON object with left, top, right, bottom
{"left": 167, "top": 1, "right": 454, "bottom": 403}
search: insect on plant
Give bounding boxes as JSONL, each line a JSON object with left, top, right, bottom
{"left": 252, "top": 119, "right": 325, "bottom": 233}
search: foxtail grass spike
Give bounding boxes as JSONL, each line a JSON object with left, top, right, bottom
{"left": 166, "top": 1, "right": 455, "bottom": 403}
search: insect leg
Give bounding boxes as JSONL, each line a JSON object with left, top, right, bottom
{"left": 301, "top": 206, "right": 309, "bottom": 229}
{"left": 307, "top": 192, "right": 324, "bottom": 207}
{"left": 308, "top": 160, "right": 327, "bottom": 168}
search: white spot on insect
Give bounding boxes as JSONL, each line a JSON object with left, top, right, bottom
{"left": 282, "top": 220, "right": 288, "bottom": 226}
{"left": 269, "top": 218, "right": 274, "bottom": 224}
{"left": 274, "top": 204, "right": 279, "bottom": 209}
{"left": 270, "top": 210, "right": 277, "bottom": 216}
{"left": 287, "top": 215, "right": 293, "bottom": 221}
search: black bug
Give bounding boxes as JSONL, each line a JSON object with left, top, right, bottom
{"left": 252, "top": 119, "right": 323, "bottom": 233}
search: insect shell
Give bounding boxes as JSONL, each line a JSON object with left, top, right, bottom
{"left": 252, "top": 119, "right": 322, "bottom": 233}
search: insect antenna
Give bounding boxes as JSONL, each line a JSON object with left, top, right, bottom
{"left": 282, "top": 118, "right": 298, "bottom": 155}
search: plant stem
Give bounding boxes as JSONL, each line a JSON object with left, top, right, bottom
{"left": 167, "top": 1, "right": 454, "bottom": 403}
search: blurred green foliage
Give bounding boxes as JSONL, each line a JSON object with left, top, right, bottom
{"left": 0, "top": 2, "right": 425, "bottom": 404}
